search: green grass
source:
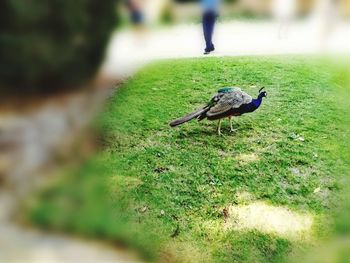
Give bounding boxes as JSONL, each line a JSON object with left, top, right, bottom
{"left": 24, "top": 56, "right": 350, "bottom": 262}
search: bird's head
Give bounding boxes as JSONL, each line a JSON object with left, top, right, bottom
{"left": 258, "top": 87, "right": 267, "bottom": 99}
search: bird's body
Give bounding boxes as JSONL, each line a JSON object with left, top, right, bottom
{"left": 170, "top": 87, "right": 267, "bottom": 134}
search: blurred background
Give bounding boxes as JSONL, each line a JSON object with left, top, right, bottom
{"left": 0, "top": 0, "right": 349, "bottom": 262}
{"left": 102, "top": 0, "right": 350, "bottom": 77}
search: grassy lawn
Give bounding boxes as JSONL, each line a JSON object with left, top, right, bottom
{"left": 25, "top": 56, "right": 350, "bottom": 262}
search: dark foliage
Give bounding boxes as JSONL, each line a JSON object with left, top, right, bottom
{"left": 0, "top": 0, "right": 118, "bottom": 94}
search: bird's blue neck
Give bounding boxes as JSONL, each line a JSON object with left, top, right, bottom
{"left": 252, "top": 97, "right": 262, "bottom": 108}
{"left": 240, "top": 96, "right": 263, "bottom": 114}
{"left": 238, "top": 93, "right": 264, "bottom": 114}
{"left": 252, "top": 93, "right": 264, "bottom": 108}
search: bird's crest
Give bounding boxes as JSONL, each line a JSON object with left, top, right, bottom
{"left": 259, "top": 87, "right": 265, "bottom": 93}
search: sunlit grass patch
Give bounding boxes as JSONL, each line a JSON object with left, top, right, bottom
{"left": 235, "top": 153, "right": 260, "bottom": 164}
{"left": 224, "top": 201, "right": 314, "bottom": 241}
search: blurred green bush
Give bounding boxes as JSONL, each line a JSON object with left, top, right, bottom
{"left": 0, "top": 0, "right": 118, "bottom": 94}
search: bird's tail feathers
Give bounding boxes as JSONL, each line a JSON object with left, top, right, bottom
{"left": 169, "top": 106, "right": 209, "bottom": 127}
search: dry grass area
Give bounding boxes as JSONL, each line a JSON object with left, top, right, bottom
{"left": 224, "top": 201, "right": 313, "bottom": 240}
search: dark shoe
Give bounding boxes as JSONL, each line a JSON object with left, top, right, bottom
{"left": 204, "top": 45, "right": 215, "bottom": 55}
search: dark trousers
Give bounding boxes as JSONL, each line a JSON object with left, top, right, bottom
{"left": 202, "top": 11, "right": 217, "bottom": 52}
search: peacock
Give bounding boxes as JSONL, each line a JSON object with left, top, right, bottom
{"left": 169, "top": 87, "right": 267, "bottom": 135}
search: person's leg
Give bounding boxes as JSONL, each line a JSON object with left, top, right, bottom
{"left": 203, "top": 11, "right": 216, "bottom": 53}
{"left": 202, "top": 12, "right": 211, "bottom": 52}
{"left": 207, "top": 12, "right": 216, "bottom": 51}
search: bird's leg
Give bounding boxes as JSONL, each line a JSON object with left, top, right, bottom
{"left": 216, "top": 119, "right": 222, "bottom": 135}
{"left": 229, "top": 116, "right": 236, "bottom": 132}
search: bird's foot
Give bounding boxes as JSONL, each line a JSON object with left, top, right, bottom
{"left": 230, "top": 128, "right": 238, "bottom": 133}
{"left": 217, "top": 128, "right": 222, "bottom": 136}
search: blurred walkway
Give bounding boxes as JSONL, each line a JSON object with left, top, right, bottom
{"left": 0, "top": 223, "right": 140, "bottom": 263}
{"left": 0, "top": 88, "right": 140, "bottom": 263}
{"left": 101, "top": 20, "right": 350, "bottom": 78}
